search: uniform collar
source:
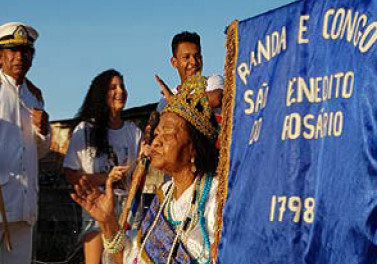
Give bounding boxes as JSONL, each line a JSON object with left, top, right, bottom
{"left": 0, "top": 69, "right": 26, "bottom": 90}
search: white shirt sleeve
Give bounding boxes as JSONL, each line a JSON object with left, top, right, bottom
{"left": 127, "top": 122, "right": 143, "bottom": 176}
{"left": 156, "top": 87, "right": 179, "bottom": 113}
{"left": 206, "top": 74, "right": 224, "bottom": 92}
{"left": 131, "top": 122, "right": 143, "bottom": 154}
{"left": 63, "top": 122, "right": 88, "bottom": 171}
{"left": 156, "top": 97, "right": 168, "bottom": 113}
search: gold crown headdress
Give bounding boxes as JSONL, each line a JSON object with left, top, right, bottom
{"left": 162, "top": 73, "right": 217, "bottom": 139}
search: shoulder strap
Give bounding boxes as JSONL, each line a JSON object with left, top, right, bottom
{"left": 25, "top": 78, "right": 44, "bottom": 104}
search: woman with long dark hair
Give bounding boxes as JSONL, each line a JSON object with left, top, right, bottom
{"left": 63, "top": 69, "right": 142, "bottom": 264}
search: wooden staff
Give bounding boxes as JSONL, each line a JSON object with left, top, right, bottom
{"left": 118, "top": 110, "right": 159, "bottom": 230}
{"left": 0, "top": 186, "right": 12, "bottom": 252}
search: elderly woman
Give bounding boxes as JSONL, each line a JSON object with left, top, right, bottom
{"left": 71, "top": 74, "right": 219, "bottom": 264}
{"left": 64, "top": 69, "right": 142, "bottom": 264}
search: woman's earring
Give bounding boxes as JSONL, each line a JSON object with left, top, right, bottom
{"left": 191, "top": 157, "right": 196, "bottom": 174}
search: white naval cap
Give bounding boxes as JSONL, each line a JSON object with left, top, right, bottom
{"left": 0, "top": 22, "right": 38, "bottom": 48}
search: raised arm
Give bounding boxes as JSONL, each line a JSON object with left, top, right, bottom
{"left": 155, "top": 74, "right": 173, "bottom": 101}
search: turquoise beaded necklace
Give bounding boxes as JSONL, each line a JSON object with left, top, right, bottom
{"left": 167, "top": 202, "right": 183, "bottom": 227}
{"left": 197, "top": 173, "right": 213, "bottom": 264}
{"left": 167, "top": 176, "right": 200, "bottom": 227}
{"left": 166, "top": 172, "right": 213, "bottom": 264}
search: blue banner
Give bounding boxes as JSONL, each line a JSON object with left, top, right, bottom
{"left": 217, "top": 0, "right": 377, "bottom": 263}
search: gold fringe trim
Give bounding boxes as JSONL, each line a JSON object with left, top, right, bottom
{"left": 155, "top": 188, "right": 165, "bottom": 204}
{"left": 213, "top": 20, "right": 239, "bottom": 262}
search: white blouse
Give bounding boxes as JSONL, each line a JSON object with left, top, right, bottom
{"left": 63, "top": 121, "right": 142, "bottom": 174}
{"left": 103, "top": 176, "right": 218, "bottom": 264}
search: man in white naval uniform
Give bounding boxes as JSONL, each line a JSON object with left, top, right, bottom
{"left": 0, "top": 22, "right": 50, "bottom": 263}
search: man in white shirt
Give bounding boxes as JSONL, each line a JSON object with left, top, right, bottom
{"left": 0, "top": 21, "right": 50, "bottom": 263}
{"left": 156, "top": 31, "right": 224, "bottom": 112}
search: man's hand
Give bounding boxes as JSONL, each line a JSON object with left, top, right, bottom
{"left": 155, "top": 74, "right": 173, "bottom": 101}
{"left": 31, "top": 108, "right": 49, "bottom": 136}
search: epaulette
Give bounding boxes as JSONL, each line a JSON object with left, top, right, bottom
{"left": 26, "top": 78, "right": 44, "bottom": 104}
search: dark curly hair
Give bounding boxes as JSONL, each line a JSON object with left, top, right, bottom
{"left": 171, "top": 31, "right": 201, "bottom": 57}
{"left": 76, "top": 69, "right": 125, "bottom": 157}
{"left": 185, "top": 121, "right": 218, "bottom": 174}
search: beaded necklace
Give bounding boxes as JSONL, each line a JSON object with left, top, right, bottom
{"left": 137, "top": 173, "right": 213, "bottom": 264}
{"left": 197, "top": 173, "right": 213, "bottom": 264}
{"left": 166, "top": 176, "right": 200, "bottom": 227}
{"left": 137, "top": 185, "right": 172, "bottom": 261}
{"left": 167, "top": 205, "right": 182, "bottom": 226}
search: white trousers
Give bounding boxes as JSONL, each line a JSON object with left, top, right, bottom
{"left": 0, "top": 221, "right": 33, "bottom": 264}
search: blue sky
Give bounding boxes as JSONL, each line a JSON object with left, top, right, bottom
{"left": 2, "top": 0, "right": 291, "bottom": 120}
